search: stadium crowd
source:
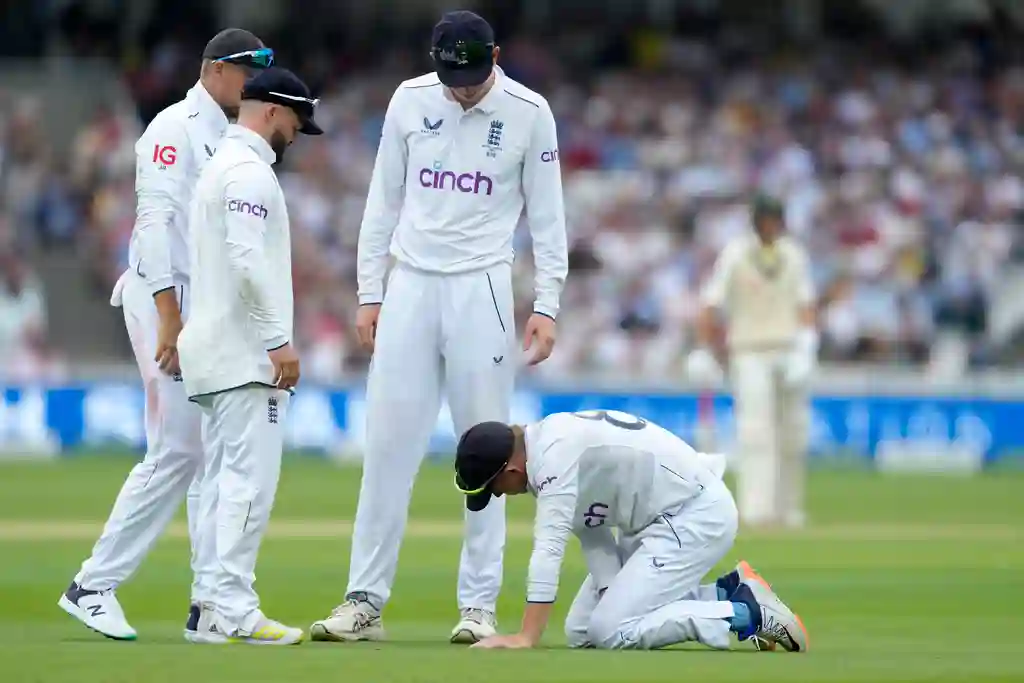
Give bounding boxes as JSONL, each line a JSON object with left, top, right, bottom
{"left": 1, "top": 26, "right": 1022, "bottom": 381}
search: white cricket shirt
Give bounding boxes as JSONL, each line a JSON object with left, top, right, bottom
{"left": 177, "top": 125, "right": 293, "bottom": 398}
{"left": 522, "top": 411, "right": 715, "bottom": 603}
{"left": 357, "top": 67, "right": 569, "bottom": 318}
{"left": 128, "top": 82, "right": 228, "bottom": 295}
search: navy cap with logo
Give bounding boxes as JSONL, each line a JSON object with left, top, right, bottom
{"left": 430, "top": 10, "right": 496, "bottom": 88}
{"left": 242, "top": 67, "right": 323, "bottom": 136}
{"left": 454, "top": 421, "right": 516, "bottom": 511}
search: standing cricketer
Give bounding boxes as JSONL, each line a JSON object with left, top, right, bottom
{"left": 310, "top": 10, "right": 568, "bottom": 644}
{"left": 177, "top": 67, "right": 323, "bottom": 645}
{"left": 453, "top": 411, "right": 808, "bottom": 651}
{"left": 59, "top": 29, "right": 273, "bottom": 642}
{"left": 687, "top": 195, "right": 818, "bottom": 529}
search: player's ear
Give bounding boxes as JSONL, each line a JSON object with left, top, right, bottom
{"left": 492, "top": 46, "right": 500, "bottom": 64}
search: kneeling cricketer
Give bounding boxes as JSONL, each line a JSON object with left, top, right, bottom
{"left": 454, "top": 410, "right": 809, "bottom": 651}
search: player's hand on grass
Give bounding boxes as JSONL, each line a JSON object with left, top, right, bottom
{"left": 153, "top": 290, "right": 183, "bottom": 376}
{"left": 523, "top": 313, "right": 556, "bottom": 366}
{"left": 268, "top": 343, "right": 300, "bottom": 391}
{"left": 355, "top": 304, "right": 382, "bottom": 354}
{"left": 471, "top": 633, "right": 534, "bottom": 649}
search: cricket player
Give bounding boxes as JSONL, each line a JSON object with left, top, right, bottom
{"left": 687, "top": 195, "right": 817, "bottom": 529}
{"left": 453, "top": 411, "right": 808, "bottom": 651}
{"left": 176, "top": 67, "right": 322, "bottom": 645}
{"left": 309, "top": 10, "right": 568, "bottom": 644}
{"left": 59, "top": 29, "right": 273, "bottom": 642}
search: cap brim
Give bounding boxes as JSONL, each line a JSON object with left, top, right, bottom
{"left": 436, "top": 63, "right": 492, "bottom": 88}
{"left": 299, "top": 116, "right": 323, "bottom": 135}
{"left": 465, "top": 490, "right": 493, "bottom": 512}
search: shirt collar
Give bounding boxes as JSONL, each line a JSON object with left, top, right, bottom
{"left": 186, "top": 81, "right": 229, "bottom": 131}
{"left": 225, "top": 124, "right": 277, "bottom": 165}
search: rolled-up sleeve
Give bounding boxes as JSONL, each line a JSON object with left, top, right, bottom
{"left": 222, "top": 162, "right": 289, "bottom": 350}
{"left": 522, "top": 102, "right": 568, "bottom": 320}
{"left": 133, "top": 119, "right": 190, "bottom": 295}
{"left": 357, "top": 89, "right": 408, "bottom": 306}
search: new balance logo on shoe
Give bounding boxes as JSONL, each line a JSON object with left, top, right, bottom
{"left": 86, "top": 604, "right": 106, "bottom": 617}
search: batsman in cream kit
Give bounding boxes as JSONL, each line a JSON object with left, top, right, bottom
{"left": 310, "top": 11, "right": 568, "bottom": 643}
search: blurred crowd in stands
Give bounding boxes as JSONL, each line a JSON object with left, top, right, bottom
{"left": 0, "top": 20, "right": 1022, "bottom": 381}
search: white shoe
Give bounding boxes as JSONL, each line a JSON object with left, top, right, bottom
{"left": 309, "top": 593, "right": 385, "bottom": 642}
{"left": 450, "top": 608, "right": 497, "bottom": 644}
{"left": 737, "top": 561, "right": 809, "bottom": 652}
{"left": 188, "top": 603, "right": 229, "bottom": 645}
{"left": 58, "top": 581, "right": 137, "bottom": 641}
{"left": 226, "top": 615, "right": 304, "bottom": 645}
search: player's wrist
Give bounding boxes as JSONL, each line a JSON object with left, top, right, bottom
{"left": 153, "top": 289, "right": 182, "bottom": 321}
{"left": 532, "top": 310, "right": 556, "bottom": 322}
{"left": 266, "top": 337, "right": 290, "bottom": 352}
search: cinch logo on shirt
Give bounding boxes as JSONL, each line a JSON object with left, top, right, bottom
{"left": 540, "top": 149, "right": 559, "bottom": 163}
{"left": 227, "top": 198, "right": 268, "bottom": 219}
{"left": 418, "top": 168, "right": 494, "bottom": 196}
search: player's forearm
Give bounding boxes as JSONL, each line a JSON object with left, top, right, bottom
{"left": 519, "top": 601, "right": 553, "bottom": 646}
{"left": 356, "top": 220, "right": 396, "bottom": 306}
{"left": 227, "top": 244, "right": 289, "bottom": 349}
{"left": 356, "top": 178, "right": 403, "bottom": 305}
{"left": 530, "top": 221, "right": 568, "bottom": 318}
{"left": 134, "top": 194, "right": 176, "bottom": 294}
{"left": 152, "top": 287, "right": 181, "bottom": 324}
{"left": 694, "top": 305, "right": 717, "bottom": 347}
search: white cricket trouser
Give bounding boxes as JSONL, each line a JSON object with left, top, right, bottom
{"left": 348, "top": 262, "right": 516, "bottom": 611}
{"left": 731, "top": 350, "right": 810, "bottom": 527}
{"left": 564, "top": 478, "right": 739, "bottom": 650}
{"left": 76, "top": 272, "right": 210, "bottom": 602}
{"left": 194, "top": 385, "right": 288, "bottom": 635}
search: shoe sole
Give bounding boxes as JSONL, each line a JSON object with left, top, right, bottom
{"left": 450, "top": 628, "right": 485, "bottom": 644}
{"left": 737, "top": 561, "right": 810, "bottom": 652}
{"left": 309, "top": 623, "right": 385, "bottom": 642}
{"left": 226, "top": 634, "right": 305, "bottom": 645}
{"left": 57, "top": 595, "right": 137, "bottom": 641}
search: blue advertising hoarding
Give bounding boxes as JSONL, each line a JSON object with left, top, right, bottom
{"left": 0, "top": 383, "right": 1019, "bottom": 467}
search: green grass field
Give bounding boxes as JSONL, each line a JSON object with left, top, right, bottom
{"left": 2, "top": 457, "right": 1022, "bottom": 682}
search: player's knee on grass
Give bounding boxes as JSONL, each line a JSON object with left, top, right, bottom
{"left": 564, "top": 620, "right": 591, "bottom": 648}
{"left": 586, "top": 603, "right": 635, "bottom": 650}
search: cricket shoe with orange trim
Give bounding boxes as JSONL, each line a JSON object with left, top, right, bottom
{"left": 223, "top": 616, "right": 304, "bottom": 645}
{"left": 736, "top": 560, "right": 809, "bottom": 652}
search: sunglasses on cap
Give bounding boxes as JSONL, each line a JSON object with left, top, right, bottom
{"left": 453, "top": 457, "right": 509, "bottom": 496}
{"left": 215, "top": 47, "right": 275, "bottom": 69}
{"left": 430, "top": 40, "right": 494, "bottom": 70}
{"left": 266, "top": 91, "right": 320, "bottom": 108}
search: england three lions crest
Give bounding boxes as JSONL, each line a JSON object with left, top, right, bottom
{"left": 483, "top": 120, "right": 503, "bottom": 158}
